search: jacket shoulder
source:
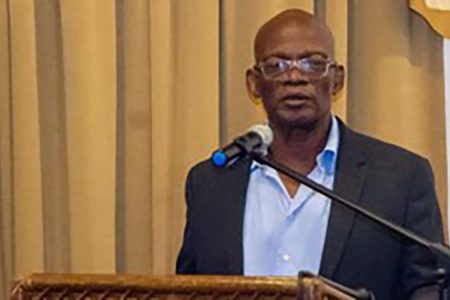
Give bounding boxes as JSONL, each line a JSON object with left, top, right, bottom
{"left": 344, "top": 126, "right": 429, "bottom": 165}
{"left": 187, "top": 157, "right": 252, "bottom": 181}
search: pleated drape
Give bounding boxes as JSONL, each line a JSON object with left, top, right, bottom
{"left": 0, "top": 0, "right": 445, "bottom": 299}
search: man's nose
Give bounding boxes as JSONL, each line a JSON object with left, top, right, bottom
{"left": 283, "top": 66, "right": 308, "bottom": 84}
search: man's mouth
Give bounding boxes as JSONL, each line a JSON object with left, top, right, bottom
{"left": 280, "top": 93, "right": 313, "bottom": 106}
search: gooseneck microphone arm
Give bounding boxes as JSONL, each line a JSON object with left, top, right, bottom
{"left": 250, "top": 153, "right": 450, "bottom": 266}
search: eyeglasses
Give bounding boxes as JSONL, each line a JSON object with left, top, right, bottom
{"left": 256, "top": 57, "right": 336, "bottom": 80}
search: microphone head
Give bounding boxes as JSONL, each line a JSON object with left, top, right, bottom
{"left": 210, "top": 124, "right": 273, "bottom": 168}
{"left": 248, "top": 124, "right": 273, "bottom": 154}
{"left": 211, "top": 150, "right": 228, "bottom": 167}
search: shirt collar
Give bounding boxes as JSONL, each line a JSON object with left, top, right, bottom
{"left": 251, "top": 115, "right": 340, "bottom": 176}
{"left": 317, "top": 115, "right": 339, "bottom": 175}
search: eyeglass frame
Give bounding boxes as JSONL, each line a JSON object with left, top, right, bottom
{"left": 254, "top": 56, "right": 337, "bottom": 80}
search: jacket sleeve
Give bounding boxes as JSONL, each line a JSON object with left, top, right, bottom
{"left": 401, "top": 158, "right": 444, "bottom": 299}
{"left": 176, "top": 168, "right": 197, "bottom": 274}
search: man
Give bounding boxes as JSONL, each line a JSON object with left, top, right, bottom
{"left": 176, "top": 9, "right": 444, "bottom": 299}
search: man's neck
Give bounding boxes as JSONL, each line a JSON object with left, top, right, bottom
{"left": 269, "top": 116, "right": 332, "bottom": 175}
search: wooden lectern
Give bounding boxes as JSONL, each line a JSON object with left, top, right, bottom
{"left": 11, "top": 273, "right": 356, "bottom": 300}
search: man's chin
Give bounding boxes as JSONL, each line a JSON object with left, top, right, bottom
{"left": 275, "top": 112, "right": 319, "bottom": 131}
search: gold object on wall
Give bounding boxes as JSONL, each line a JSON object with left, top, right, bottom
{"left": 410, "top": 0, "right": 450, "bottom": 37}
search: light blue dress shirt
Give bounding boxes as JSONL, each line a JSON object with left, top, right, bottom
{"left": 243, "top": 116, "right": 340, "bottom": 276}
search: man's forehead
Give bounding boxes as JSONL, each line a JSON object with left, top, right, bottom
{"left": 256, "top": 25, "right": 333, "bottom": 60}
{"left": 254, "top": 9, "right": 334, "bottom": 61}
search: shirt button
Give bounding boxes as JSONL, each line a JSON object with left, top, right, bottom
{"left": 282, "top": 254, "right": 290, "bottom": 261}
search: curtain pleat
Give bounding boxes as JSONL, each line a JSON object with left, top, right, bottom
{"left": 115, "top": 0, "right": 152, "bottom": 273}
{"left": 347, "top": 0, "right": 447, "bottom": 223}
{"left": 0, "top": 0, "right": 14, "bottom": 296}
{"left": 35, "top": 0, "right": 71, "bottom": 273}
{"left": 60, "top": 0, "right": 117, "bottom": 273}
{"left": 9, "top": 0, "right": 45, "bottom": 277}
{"left": 0, "top": 0, "right": 446, "bottom": 299}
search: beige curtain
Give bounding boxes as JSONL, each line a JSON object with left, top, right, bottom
{"left": 346, "top": 0, "right": 447, "bottom": 222}
{"left": 0, "top": 0, "right": 445, "bottom": 299}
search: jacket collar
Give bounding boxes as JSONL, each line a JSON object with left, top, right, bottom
{"left": 319, "top": 119, "right": 369, "bottom": 278}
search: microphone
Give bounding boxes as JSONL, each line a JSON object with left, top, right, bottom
{"left": 211, "top": 124, "right": 273, "bottom": 167}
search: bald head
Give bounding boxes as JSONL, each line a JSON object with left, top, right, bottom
{"left": 254, "top": 9, "right": 335, "bottom": 61}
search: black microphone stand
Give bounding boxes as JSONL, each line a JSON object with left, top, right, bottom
{"left": 248, "top": 151, "right": 450, "bottom": 299}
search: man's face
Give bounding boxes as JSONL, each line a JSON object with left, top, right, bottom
{"left": 247, "top": 22, "right": 344, "bottom": 131}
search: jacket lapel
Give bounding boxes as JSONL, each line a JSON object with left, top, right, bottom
{"left": 220, "top": 158, "right": 252, "bottom": 275}
{"left": 319, "top": 122, "right": 369, "bottom": 278}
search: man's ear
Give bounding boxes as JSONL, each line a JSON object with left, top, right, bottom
{"left": 332, "top": 65, "right": 345, "bottom": 95}
{"left": 246, "top": 68, "right": 262, "bottom": 99}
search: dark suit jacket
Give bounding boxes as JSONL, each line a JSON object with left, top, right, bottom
{"left": 176, "top": 121, "right": 444, "bottom": 299}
